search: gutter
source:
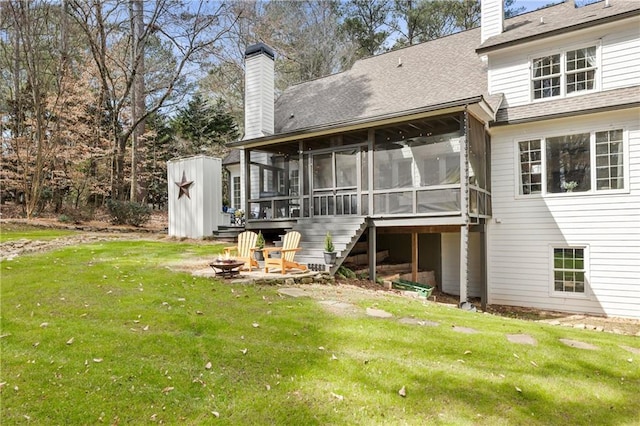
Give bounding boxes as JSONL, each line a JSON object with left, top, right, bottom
{"left": 490, "top": 101, "right": 640, "bottom": 127}
{"left": 228, "top": 96, "right": 484, "bottom": 149}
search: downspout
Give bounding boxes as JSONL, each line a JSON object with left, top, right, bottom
{"left": 459, "top": 107, "right": 474, "bottom": 311}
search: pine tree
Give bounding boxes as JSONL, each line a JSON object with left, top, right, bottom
{"left": 172, "top": 94, "right": 239, "bottom": 157}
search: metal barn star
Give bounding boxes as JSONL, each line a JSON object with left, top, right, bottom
{"left": 175, "top": 171, "right": 194, "bottom": 199}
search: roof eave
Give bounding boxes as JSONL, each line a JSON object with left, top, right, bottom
{"left": 476, "top": 9, "right": 640, "bottom": 55}
{"left": 490, "top": 101, "right": 640, "bottom": 127}
{"left": 228, "top": 96, "right": 484, "bottom": 149}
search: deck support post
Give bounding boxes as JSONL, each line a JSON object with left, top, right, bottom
{"left": 368, "top": 223, "right": 376, "bottom": 283}
{"left": 480, "top": 222, "right": 487, "bottom": 311}
{"left": 459, "top": 225, "right": 468, "bottom": 304}
{"left": 411, "top": 232, "right": 418, "bottom": 282}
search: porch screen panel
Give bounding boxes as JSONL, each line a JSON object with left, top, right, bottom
{"left": 361, "top": 149, "right": 369, "bottom": 190}
{"left": 313, "top": 153, "right": 332, "bottom": 189}
{"left": 374, "top": 141, "right": 416, "bottom": 190}
{"left": 468, "top": 116, "right": 487, "bottom": 189}
{"left": 413, "top": 135, "right": 462, "bottom": 186}
{"left": 336, "top": 150, "right": 357, "bottom": 188}
{"left": 416, "top": 189, "right": 460, "bottom": 213}
{"left": 374, "top": 191, "right": 413, "bottom": 215}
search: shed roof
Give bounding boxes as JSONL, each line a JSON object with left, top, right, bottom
{"left": 493, "top": 86, "right": 640, "bottom": 125}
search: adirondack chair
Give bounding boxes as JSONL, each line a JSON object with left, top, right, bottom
{"left": 223, "top": 231, "right": 259, "bottom": 271}
{"left": 263, "top": 231, "right": 308, "bottom": 274}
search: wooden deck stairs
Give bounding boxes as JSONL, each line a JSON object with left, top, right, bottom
{"left": 288, "top": 216, "right": 368, "bottom": 274}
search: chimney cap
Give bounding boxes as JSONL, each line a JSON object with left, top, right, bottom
{"left": 245, "top": 43, "right": 275, "bottom": 60}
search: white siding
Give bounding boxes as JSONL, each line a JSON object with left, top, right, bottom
{"left": 167, "top": 156, "right": 222, "bottom": 238}
{"left": 488, "top": 109, "right": 640, "bottom": 318}
{"left": 441, "top": 232, "right": 482, "bottom": 298}
{"left": 481, "top": 0, "right": 504, "bottom": 44}
{"left": 487, "top": 18, "right": 640, "bottom": 107}
{"left": 487, "top": 56, "right": 530, "bottom": 108}
{"left": 244, "top": 53, "right": 274, "bottom": 140}
{"left": 601, "top": 23, "right": 640, "bottom": 90}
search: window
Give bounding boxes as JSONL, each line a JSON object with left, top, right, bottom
{"left": 532, "top": 46, "right": 596, "bottom": 100}
{"left": 566, "top": 47, "right": 596, "bottom": 94}
{"left": 532, "top": 54, "right": 560, "bottom": 99}
{"left": 595, "top": 130, "right": 624, "bottom": 190}
{"left": 290, "top": 169, "right": 299, "bottom": 196}
{"left": 546, "top": 133, "right": 591, "bottom": 194}
{"left": 553, "top": 247, "right": 585, "bottom": 294}
{"left": 232, "top": 176, "right": 240, "bottom": 208}
{"left": 518, "top": 129, "right": 624, "bottom": 195}
{"left": 518, "top": 140, "right": 542, "bottom": 195}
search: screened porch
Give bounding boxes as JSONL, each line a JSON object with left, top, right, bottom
{"left": 242, "top": 111, "right": 491, "bottom": 225}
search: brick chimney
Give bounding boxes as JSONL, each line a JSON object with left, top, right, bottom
{"left": 481, "top": 0, "right": 504, "bottom": 44}
{"left": 243, "top": 43, "right": 275, "bottom": 140}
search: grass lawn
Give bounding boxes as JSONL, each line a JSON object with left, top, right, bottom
{"left": 0, "top": 223, "right": 77, "bottom": 243}
{"left": 1, "top": 235, "right": 639, "bottom": 425}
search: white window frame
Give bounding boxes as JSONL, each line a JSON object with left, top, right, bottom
{"left": 232, "top": 176, "right": 241, "bottom": 209}
{"left": 514, "top": 128, "right": 628, "bottom": 198}
{"left": 548, "top": 244, "right": 590, "bottom": 299}
{"left": 530, "top": 43, "right": 600, "bottom": 102}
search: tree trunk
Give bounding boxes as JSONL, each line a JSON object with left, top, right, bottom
{"left": 130, "top": 0, "right": 146, "bottom": 203}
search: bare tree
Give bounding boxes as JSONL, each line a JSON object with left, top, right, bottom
{"left": 0, "top": 1, "right": 71, "bottom": 217}
{"left": 67, "top": 0, "right": 240, "bottom": 202}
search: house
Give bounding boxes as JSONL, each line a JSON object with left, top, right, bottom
{"left": 228, "top": 0, "right": 640, "bottom": 319}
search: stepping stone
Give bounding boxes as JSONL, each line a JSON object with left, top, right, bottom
{"left": 559, "top": 338, "right": 599, "bottom": 350}
{"left": 278, "top": 287, "right": 307, "bottom": 298}
{"left": 506, "top": 334, "right": 537, "bottom": 345}
{"left": 319, "top": 300, "right": 356, "bottom": 310}
{"left": 399, "top": 317, "right": 439, "bottom": 327}
{"left": 620, "top": 345, "right": 640, "bottom": 355}
{"left": 452, "top": 326, "right": 478, "bottom": 334}
{"left": 366, "top": 307, "right": 393, "bottom": 318}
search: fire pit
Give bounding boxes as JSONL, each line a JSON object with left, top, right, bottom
{"left": 209, "top": 258, "right": 245, "bottom": 278}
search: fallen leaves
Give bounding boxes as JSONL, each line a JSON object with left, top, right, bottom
{"left": 205, "top": 361, "right": 212, "bottom": 370}
{"left": 398, "top": 385, "right": 407, "bottom": 397}
{"left": 161, "top": 386, "right": 174, "bottom": 394}
{"left": 331, "top": 392, "right": 344, "bottom": 401}
{"left": 66, "top": 337, "right": 74, "bottom": 345}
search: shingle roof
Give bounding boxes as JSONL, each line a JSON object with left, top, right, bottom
{"left": 478, "top": 0, "right": 640, "bottom": 53}
{"left": 494, "top": 86, "right": 640, "bottom": 125}
{"left": 274, "top": 28, "right": 490, "bottom": 135}
{"left": 222, "top": 149, "right": 240, "bottom": 165}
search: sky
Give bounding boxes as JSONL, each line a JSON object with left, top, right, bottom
{"left": 515, "top": 0, "right": 604, "bottom": 12}
{"left": 515, "top": 0, "right": 562, "bottom": 12}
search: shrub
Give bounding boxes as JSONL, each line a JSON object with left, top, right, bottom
{"left": 324, "top": 232, "right": 334, "bottom": 253}
{"left": 105, "top": 199, "right": 151, "bottom": 226}
{"left": 256, "top": 231, "right": 265, "bottom": 249}
{"left": 58, "top": 207, "right": 94, "bottom": 224}
{"left": 57, "top": 214, "right": 73, "bottom": 224}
